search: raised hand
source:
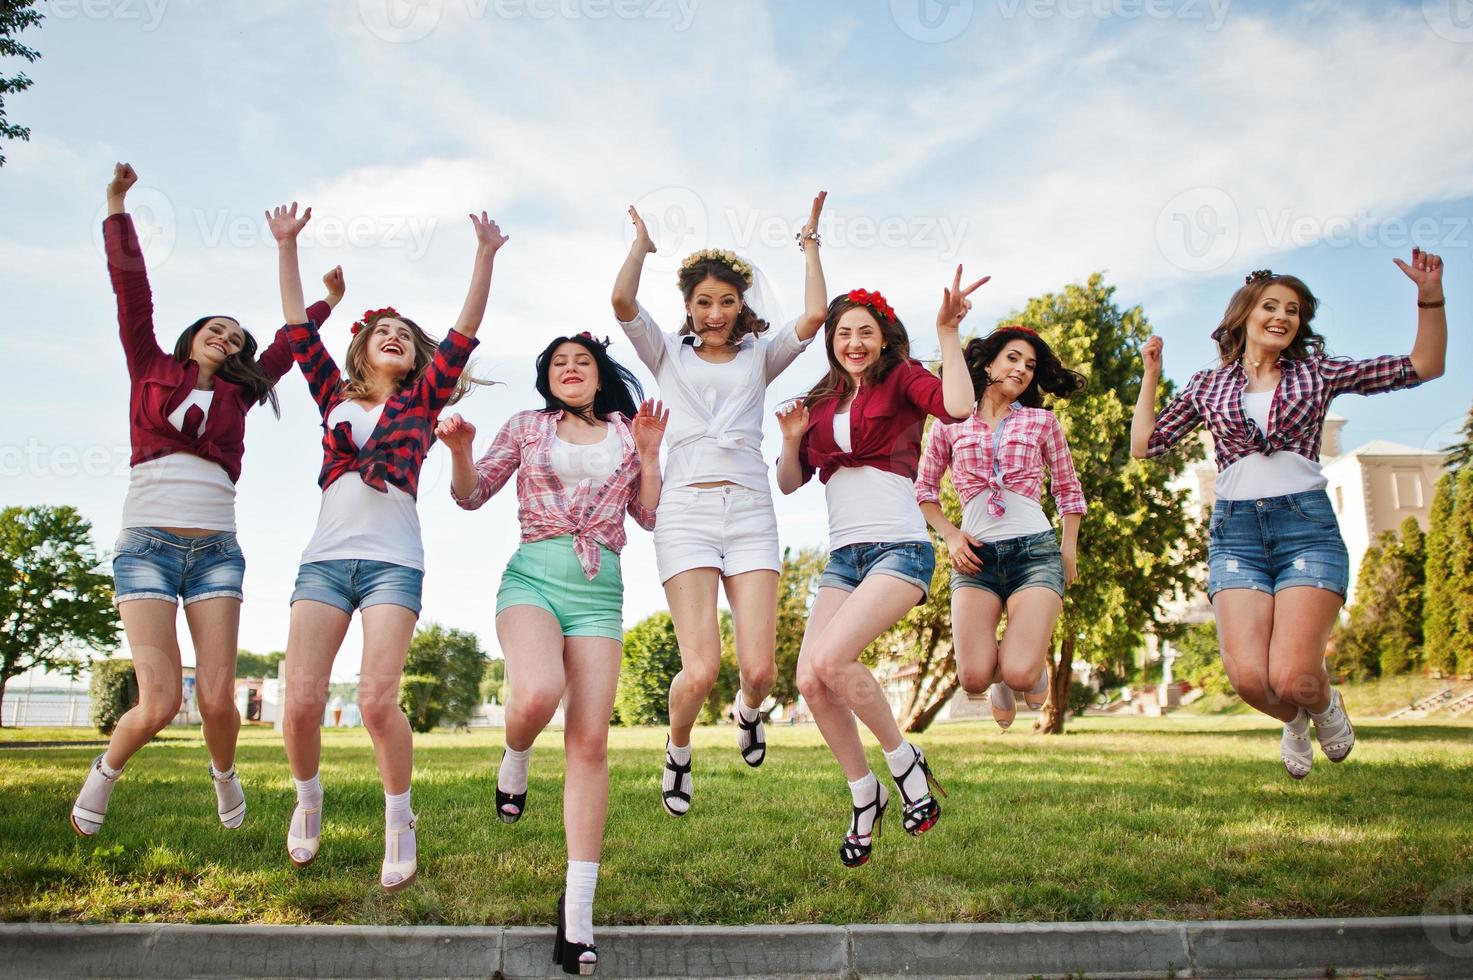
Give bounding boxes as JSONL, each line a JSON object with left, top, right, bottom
{"left": 776, "top": 399, "right": 809, "bottom": 441}
{"left": 435, "top": 413, "right": 477, "bottom": 454}
{"left": 107, "top": 162, "right": 138, "bottom": 202}
{"left": 1141, "top": 336, "right": 1163, "bottom": 377}
{"left": 266, "top": 202, "right": 312, "bottom": 244}
{"left": 937, "top": 264, "right": 991, "bottom": 334}
{"left": 469, "top": 211, "right": 508, "bottom": 253}
{"left": 322, "top": 265, "right": 346, "bottom": 303}
{"left": 1393, "top": 247, "right": 1445, "bottom": 300}
{"left": 799, "top": 191, "right": 826, "bottom": 246}
{"left": 632, "top": 398, "right": 669, "bottom": 455}
{"left": 628, "top": 206, "right": 656, "bottom": 255}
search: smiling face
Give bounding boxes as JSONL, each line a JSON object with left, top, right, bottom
{"left": 832, "top": 307, "right": 885, "bottom": 380}
{"left": 1244, "top": 284, "right": 1301, "bottom": 355}
{"left": 985, "top": 339, "right": 1037, "bottom": 402}
{"left": 188, "top": 317, "right": 245, "bottom": 369}
{"left": 684, "top": 276, "right": 742, "bottom": 347}
{"left": 362, "top": 317, "right": 417, "bottom": 380}
{"left": 548, "top": 341, "right": 598, "bottom": 409}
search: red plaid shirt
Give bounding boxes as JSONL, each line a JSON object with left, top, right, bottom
{"left": 916, "top": 406, "right": 1087, "bottom": 518}
{"left": 451, "top": 410, "right": 656, "bottom": 579}
{"left": 1146, "top": 353, "right": 1423, "bottom": 469}
{"left": 287, "top": 318, "right": 477, "bottom": 499}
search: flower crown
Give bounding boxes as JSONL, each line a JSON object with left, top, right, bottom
{"left": 679, "top": 248, "right": 754, "bottom": 287}
{"left": 997, "top": 323, "right": 1037, "bottom": 336}
{"left": 1245, "top": 269, "right": 1274, "bottom": 285}
{"left": 847, "top": 288, "right": 896, "bottom": 324}
{"left": 576, "top": 330, "right": 611, "bottom": 349}
{"left": 352, "top": 306, "right": 402, "bottom": 335}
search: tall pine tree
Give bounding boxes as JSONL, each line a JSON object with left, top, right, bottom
{"left": 1423, "top": 473, "right": 1457, "bottom": 675}
{"left": 1449, "top": 467, "right": 1473, "bottom": 675}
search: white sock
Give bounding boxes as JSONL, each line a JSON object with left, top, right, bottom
{"left": 72, "top": 755, "right": 123, "bottom": 834}
{"left": 564, "top": 860, "right": 599, "bottom": 947}
{"left": 293, "top": 773, "right": 323, "bottom": 810}
{"left": 1308, "top": 692, "right": 1339, "bottom": 724}
{"left": 736, "top": 697, "right": 764, "bottom": 761}
{"left": 99, "top": 757, "right": 124, "bottom": 780}
{"left": 663, "top": 740, "right": 692, "bottom": 815}
{"left": 737, "top": 697, "right": 761, "bottom": 722}
{"left": 1286, "top": 708, "right": 1310, "bottom": 733}
{"left": 846, "top": 772, "right": 885, "bottom": 841}
{"left": 210, "top": 762, "right": 246, "bottom": 829}
{"left": 499, "top": 745, "right": 531, "bottom": 796}
{"left": 884, "top": 741, "right": 928, "bottom": 803}
{"left": 385, "top": 787, "right": 413, "bottom": 829}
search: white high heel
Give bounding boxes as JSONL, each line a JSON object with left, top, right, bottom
{"left": 381, "top": 817, "right": 418, "bottom": 893}
{"left": 287, "top": 803, "right": 321, "bottom": 867}
{"left": 70, "top": 754, "right": 120, "bottom": 837}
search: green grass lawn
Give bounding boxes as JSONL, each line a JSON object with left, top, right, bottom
{"left": 2, "top": 717, "right": 1471, "bottom": 926}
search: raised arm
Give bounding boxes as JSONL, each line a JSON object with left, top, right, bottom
{"left": 260, "top": 265, "right": 346, "bottom": 384}
{"left": 795, "top": 191, "right": 828, "bottom": 342}
{"left": 1394, "top": 247, "right": 1447, "bottom": 381}
{"left": 437, "top": 414, "right": 487, "bottom": 505}
{"left": 104, "top": 162, "right": 163, "bottom": 374}
{"left": 629, "top": 399, "right": 668, "bottom": 526}
{"left": 774, "top": 400, "right": 811, "bottom": 495}
{"left": 451, "top": 212, "right": 509, "bottom": 339}
{"left": 1130, "top": 336, "right": 1164, "bottom": 458}
{"left": 935, "top": 264, "right": 987, "bottom": 419}
{"left": 267, "top": 202, "right": 312, "bottom": 325}
{"left": 612, "top": 206, "right": 655, "bottom": 323}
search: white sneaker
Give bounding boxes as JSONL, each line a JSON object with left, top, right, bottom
{"left": 1281, "top": 709, "right": 1312, "bottom": 780}
{"left": 1311, "top": 690, "right": 1355, "bottom": 763}
{"left": 210, "top": 763, "right": 246, "bottom": 829}
{"left": 70, "top": 754, "right": 121, "bottom": 836}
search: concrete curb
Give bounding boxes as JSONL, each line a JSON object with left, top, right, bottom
{"left": 2, "top": 916, "right": 1470, "bottom": 978}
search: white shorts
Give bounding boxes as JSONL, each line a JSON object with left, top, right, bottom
{"left": 654, "top": 484, "right": 781, "bottom": 583}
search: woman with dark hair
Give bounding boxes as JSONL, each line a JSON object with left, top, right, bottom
{"left": 775, "top": 266, "right": 983, "bottom": 867}
{"left": 1132, "top": 255, "right": 1446, "bottom": 778}
{"left": 440, "top": 334, "right": 666, "bottom": 976}
{"left": 271, "top": 201, "right": 502, "bottom": 893}
{"left": 71, "top": 164, "right": 342, "bottom": 838}
{"left": 916, "top": 326, "right": 1086, "bottom": 731}
{"left": 611, "top": 195, "right": 828, "bottom": 818}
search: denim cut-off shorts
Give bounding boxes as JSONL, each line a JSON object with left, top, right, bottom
{"left": 112, "top": 527, "right": 245, "bottom": 606}
{"left": 818, "top": 540, "right": 936, "bottom": 603}
{"left": 951, "top": 530, "right": 1066, "bottom": 601}
{"left": 291, "top": 559, "right": 425, "bottom": 615}
{"left": 1207, "top": 489, "right": 1350, "bottom": 599}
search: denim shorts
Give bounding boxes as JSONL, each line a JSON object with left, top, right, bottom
{"left": 818, "top": 540, "right": 936, "bottom": 602}
{"left": 952, "top": 530, "right": 1066, "bottom": 601}
{"left": 497, "top": 536, "right": 624, "bottom": 641}
{"left": 291, "top": 559, "right": 424, "bottom": 615}
{"left": 113, "top": 527, "right": 245, "bottom": 606}
{"left": 1207, "top": 490, "right": 1350, "bottom": 599}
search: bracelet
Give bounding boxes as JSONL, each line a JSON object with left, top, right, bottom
{"left": 1418, "top": 298, "right": 1445, "bottom": 309}
{"left": 795, "top": 230, "right": 821, "bottom": 250}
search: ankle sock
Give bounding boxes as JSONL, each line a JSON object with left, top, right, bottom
{"left": 293, "top": 773, "right": 323, "bottom": 810}
{"left": 499, "top": 745, "right": 531, "bottom": 796}
{"left": 883, "top": 741, "right": 929, "bottom": 803}
{"left": 565, "top": 859, "right": 599, "bottom": 947}
{"left": 845, "top": 771, "right": 885, "bottom": 841}
{"left": 385, "top": 787, "right": 413, "bottom": 829}
{"left": 663, "top": 739, "right": 692, "bottom": 815}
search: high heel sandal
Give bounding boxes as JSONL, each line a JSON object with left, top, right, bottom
{"left": 661, "top": 740, "right": 692, "bottom": 817}
{"left": 287, "top": 803, "right": 321, "bottom": 868}
{"left": 553, "top": 891, "right": 598, "bottom": 976}
{"left": 1023, "top": 672, "right": 1049, "bottom": 711}
{"left": 381, "top": 817, "right": 418, "bottom": 893}
{"left": 839, "top": 780, "right": 888, "bottom": 868}
{"left": 210, "top": 763, "right": 247, "bottom": 830}
{"left": 892, "top": 745, "right": 947, "bottom": 836}
{"left": 988, "top": 682, "right": 1016, "bottom": 731}
{"left": 495, "top": 750, "right": 527, "bottom": 825}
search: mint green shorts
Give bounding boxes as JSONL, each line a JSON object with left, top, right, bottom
{"left": 496, "top": 536, "right": 624, "bottom": 641}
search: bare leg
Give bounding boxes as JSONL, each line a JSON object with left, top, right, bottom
{"left": 104, "top": 599, "right": 184, "bottom": 770}
{"left": 663, "top": 567, "right": 722, "bottom": 745}
{"left": 561, "top": 636, "right": 622, "bottom": 862}
{"left": 951, "top": 588, "right": 1002, "bottom": 696}
{"left": 1267, "top": 586, "right": 1344, "bottom": 714}
{"left": 1213, "top": 590, "right": 1298, "bottom": 723}
{"left": 356, "top": 604, "right": 419, "bottom": 795}
{"left": 184, "top": 597, "right": 243, "bottom": 772}
{"left": 497, "top": 605, "right": 569, "bottom": 753}
{"left": 996, "top": 588, "right": 1062, "bottom": 693}
{"left": 796, "top": 588, "right": 869, "bottom": 780}
{"left": 722, "top": 569, "right": 779, "bottom": 709}
{"left": 281, "top": 600, "right": 351, "bottom": 781}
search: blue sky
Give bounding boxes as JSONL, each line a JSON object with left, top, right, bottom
{"left": 2, "top": 0, "right": 1469, "bottom": 679}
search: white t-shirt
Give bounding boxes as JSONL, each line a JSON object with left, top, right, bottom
{"left": 120, "top": 388, "right": 237, "bottom": 532}
{"left": 824, "top": 411, "right": 930, "bottom": 551}
{"left": 551, "top": 425, "right": 621, "bottom": 489}
{"left": 962, "top": 490, "right": 1052, "bottom": 542}
{"left": 300, "top": 401, "right": 424, "bottom": 570}
{"left": 1214, "top": 389, "right": 1326, "bottom": 501}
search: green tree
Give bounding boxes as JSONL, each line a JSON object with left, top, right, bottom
{"left": 397, "top": 623, "right": 487, "bottom": 732}
{"left": 236, "top": 649, "right": 285, "bottom": 678}
{"left": 772, "top": 546, "right": 826, "bottom": 717}
{"left": 1424, "top": 473, "right": 1458, "bottom": 675}
{"left": 1332, "top": 535, "right": 1391, "bottom": 681}
{"left": 0, "top": 506, "right": 119, "bottom": 726}
{"left": 616, "top": 612, "right": 682, "bottom": 725}
{"left": 1444, "top": 401, "right": 1473, "bottom": 473}
{"left": 1170, "top": 621, "right": 1232, "bottom": 696}
{"left": 89, "top": 658, "right": 137, "bottom": 735}
{"left": 0, "top": 0, "right": 42, "bottom": 167}
{"left": 1449, "top": 466, "right": 1473, "bottom": 675}
{"left": 1381, "top": 516, "right": 1426, "bottom": 676}
{"left": 480, "top": 657, "right": 507, "bottom": 705}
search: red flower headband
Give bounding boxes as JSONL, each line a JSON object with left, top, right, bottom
{"left": 999, "top": 323, "right": 1037, "bottom": 336}
{"left": 352, "top": 306, "right": 402, "bottom": 335}
{"left": 576, "top": 330, "right": 611, "bottom": 348}
{"left": 846, "top": 288, "right": 896, "bottom": 324}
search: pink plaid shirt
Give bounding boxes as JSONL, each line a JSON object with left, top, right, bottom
{"left": 1146, "top": 353, "right": 1423, "bottom": 470}
{"left": 451, "top": 410, "right": 657, "bottom": 578}
{"left": 916, "top": 405, "right": 1087, "bottom": 519}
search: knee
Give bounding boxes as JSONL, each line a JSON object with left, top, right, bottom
{"left": 137, "top": 689, "right": 183, "bottom": 732}
{"left": 197, "top": 696, "right": 239, "bottom": 728}
{"left": 741, "top": 660, "right": 775, "bottom": 696}
{"left": 355, "top": 688, "right": 403, "bottom": 733}
{"left": 681, "top": 660, "right": 719, "bottom": 696}
{"left": 1000, "top": 663, "right": 1039, "bottom": 693}
{"left": 1269, "top": 666, "right": 1324, "bottom": 707}
{"left": 810, "top": 648, "right": 851, "bottom": 692}
{"left": 283, "top": 699, "right": 322, "bottom": 735}
{"left": 796, "top": 663, "right": 827, "bottom": 704}
{"left": 508, "top": 684, "right": 563, "bottom": 727}
{"left": 564, "top": 728, "right": 609, "bottom": 770}
{"left": 957, "top": 662, "right": 992, "bottom": 696}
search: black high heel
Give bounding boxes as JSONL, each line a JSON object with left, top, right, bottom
{"left": 893, "top": 745, "right": 947, "bottom": 836}
{"left": 553, "top": 891, "right": 598, "bottom": 976}
{"left": 839, "top": 780, "right": 888, "bottom": 868}
{"left": 495, "top": 750, "right": 526, "bottom": 825}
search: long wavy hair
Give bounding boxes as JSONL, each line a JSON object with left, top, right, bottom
{"left": 804, "top": 294, "right": 912, "bottom": 407}
{"left": 341, "top": 311, "right": 489, "bottom": 405}
{"left": 172, "top": 317, "right": 280, "bottom": 417}
{"left": 1211, "top": 273, "right": 1323, "bottom": 366}
{"left": 677, "top": 258, "right": 769, "bottom": 345}
{"left": 964, "top": 327, "right": 1085, "bottom": 409}
{"left": 534, "top": 335, "right": 644, "bottom": 423}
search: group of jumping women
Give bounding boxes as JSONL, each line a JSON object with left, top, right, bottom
{"left": 71, "top": 164, "right": 1447, "bottom": 975}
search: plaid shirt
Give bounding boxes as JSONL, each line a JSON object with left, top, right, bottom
{"left": 287, "top": 318, "right": 477, "bottom": 499}
{"left": 451, "top": 410, "right": 657, "bottom": 579}
{"left": 1146, "top": 353, "right": 1423, "bottom": 470}
{"left": 917, "top": 405, "right": 1087, "bottom": 518}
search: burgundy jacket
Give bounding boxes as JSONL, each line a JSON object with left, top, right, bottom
{"left": 799, "top": 358, "right": 965, "bottom": 484}
{"left": 106, "top": 213, "right": 330, "bottom": 483}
